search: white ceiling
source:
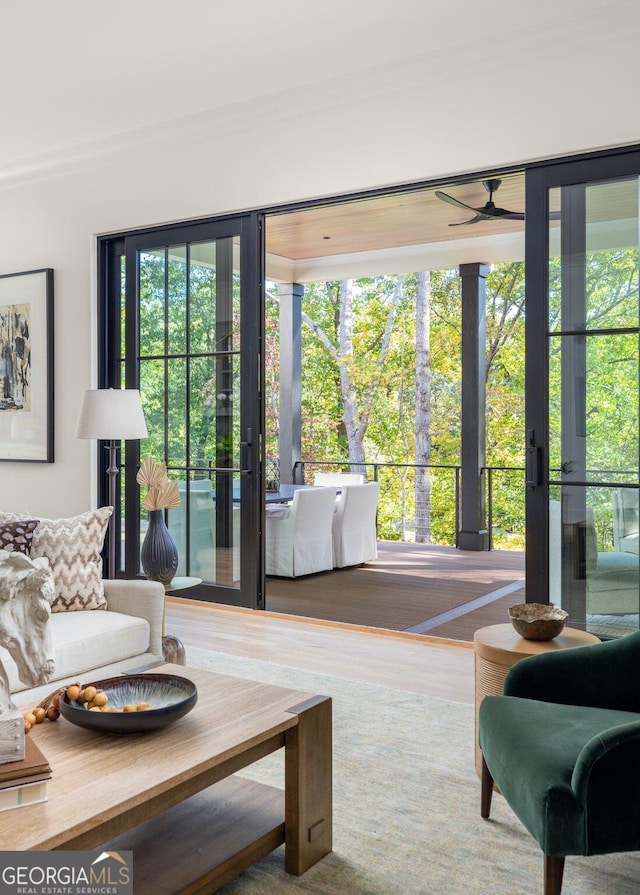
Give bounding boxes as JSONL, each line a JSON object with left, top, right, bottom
{"left": 1, "top": 0, "right": 636, "bottom": 177}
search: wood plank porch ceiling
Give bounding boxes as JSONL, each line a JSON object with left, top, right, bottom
{"left": 264, "top": 174, "right": 635, "bottom": 281}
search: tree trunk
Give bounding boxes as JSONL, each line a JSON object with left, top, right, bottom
{"left": 337, "top": 280, "right": 367, "bottom": 470}
{"left": 415, "top": 271, "right": 432, "bottom": 543}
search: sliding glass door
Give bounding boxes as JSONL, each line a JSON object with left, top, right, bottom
{"left": 526, "top": 150, "right": 640, "bottom": 636}
{"left": 99, "top": 214, "right": 264, "bottom": 608}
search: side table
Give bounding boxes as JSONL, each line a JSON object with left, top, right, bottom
{"left": 161, "top": 576, "right": 203, "bottom": 665}
{"left": 473, "top": 623, "right": 600, "bottom": 778}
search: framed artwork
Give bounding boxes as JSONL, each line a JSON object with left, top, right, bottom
{"left": 0, "top": 268, "right": 54, "bottom": 462}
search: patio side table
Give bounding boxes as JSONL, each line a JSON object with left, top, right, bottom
{"left": 473, "top": 622, "right": 600, "bottom": 778}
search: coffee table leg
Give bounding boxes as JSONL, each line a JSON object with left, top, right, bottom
{"left": 284, "top": 694, "right": 332, "bottom": 875}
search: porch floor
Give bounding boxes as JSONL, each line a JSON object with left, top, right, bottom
{"left": 265, "top": 540, "right": 525, "bottom": 643}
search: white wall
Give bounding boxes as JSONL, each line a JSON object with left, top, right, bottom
{"left": 1, "top": 27, "right": 638, "bottom": 516}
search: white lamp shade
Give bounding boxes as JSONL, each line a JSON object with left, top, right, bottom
{"left": 76, "top": 389, "right": 148, "bottom": 440}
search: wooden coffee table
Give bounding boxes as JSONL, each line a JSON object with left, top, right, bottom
{"left": 1, "top": 664, "right": 332, "bottom": 894}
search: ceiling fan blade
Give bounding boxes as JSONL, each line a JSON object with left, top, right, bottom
{"left": 484, "top": 206, "right": 526, "bottom": 221}
{"left": 435, "top": 190, "right": 479, "bottom": 213}
{"left": 448, "top": 214, "right": 484, "bottom": 226}
{"left": 438, "top": 182, "right": 533, "bottom": 224}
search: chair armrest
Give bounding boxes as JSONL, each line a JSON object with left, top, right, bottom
{"left": 570, "top": 719, "right": 640, "bottom": 854}
{"left": 504, "top": 631, "right": 640, "bottom": 712}
{"left": 572, "top": 719, "right": 640, "bottom": 802}
{"left": 103, "top": 579, "right": 165, "bottom": 659}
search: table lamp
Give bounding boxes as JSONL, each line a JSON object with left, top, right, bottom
{"left": 76, "top": 388, "right": 148, "bottom": 578}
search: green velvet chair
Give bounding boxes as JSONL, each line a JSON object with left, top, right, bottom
{"left": 479, "top": 631, "right": 640, "bottom": 895}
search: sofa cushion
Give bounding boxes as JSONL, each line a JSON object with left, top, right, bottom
{"left": 2, "top": 610, "right": 150, "bottom": 694}
{"left": 0, "top": 508, "right": 112, "bottom": 611}
{"left": 0, "top": 519, "right": 39, "bottom": 554}
{"left": 590, "top": 550, "right": 640, "bottom": 592}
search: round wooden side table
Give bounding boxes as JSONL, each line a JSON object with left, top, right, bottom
{"left": 473, "top": 622, "right": 600, "bottom": 777}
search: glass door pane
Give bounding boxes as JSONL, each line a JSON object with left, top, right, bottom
{"left": 116, "top": 216, "right": 262, "bottom": 609}
{"left": 541, "top": 173, "right": 640, "bottom": 636}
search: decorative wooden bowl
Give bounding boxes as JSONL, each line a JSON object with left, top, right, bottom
{"left": 508, "top": 603, "right": 568, "bottom": 641}
{"left": 60, "top": 673, "right": 197, "bottom": 734}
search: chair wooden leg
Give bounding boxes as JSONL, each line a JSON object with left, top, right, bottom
{"left": 481, "top": 754, "right": 493, "bottom": 818}
{"left": 544, "top": 855, "right": 565, "bottom": 895}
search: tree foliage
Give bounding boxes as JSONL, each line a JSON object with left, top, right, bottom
{"left": 137, "top": 242, "right": 638, "bottom": 555}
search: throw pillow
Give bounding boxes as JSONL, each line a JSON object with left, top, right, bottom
{"left": 0, "top": 508, "right": 113, "bottom": 611}
{"left": 0, "top": 519, "right": 39, "bottom": 554}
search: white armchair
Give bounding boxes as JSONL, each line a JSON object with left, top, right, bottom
{"left": 332, "top": 482, "right": 380, "bottom": 568}
{"left": 265, "top": 487, "right": 337, "bottom": 577}
{"left": 549, "top": 499, "right": 639, "bottom": 615}
{"left": 612, "top": 488, "right": 639, "bottom": 555}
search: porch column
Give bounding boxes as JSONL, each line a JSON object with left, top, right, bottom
{"left": 458, "top": 263, "right": 490, "bottom": 551}
{"left": 278, "top": 283, "right": 303, "bottom": 484}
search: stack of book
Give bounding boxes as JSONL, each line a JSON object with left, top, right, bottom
{"left": 0, "top": 737, "right": 50, "bottom": 811}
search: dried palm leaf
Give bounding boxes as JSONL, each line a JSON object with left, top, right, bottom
{"left": 158, "top": 480, "right": 181, "bottom": 510}
{"left": 136, "top": 456, "right": 167, "bottom": 489}
{"left": 142, "top": 486, "right": 162, "bottom": 512}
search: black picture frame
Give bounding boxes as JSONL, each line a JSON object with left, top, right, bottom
{"left": 0, "top": 268, "right": 54, "bottom": 462}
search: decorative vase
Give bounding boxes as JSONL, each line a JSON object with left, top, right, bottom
{"left": 141, "top": 509, "right": 178, "bottom": 588}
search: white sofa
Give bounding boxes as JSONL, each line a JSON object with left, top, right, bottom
{"left": 6, "top": 579, "right": 165, "bottom": 705}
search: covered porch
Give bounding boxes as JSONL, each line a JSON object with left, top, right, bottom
{"left": 265, "top": 540, "right": 525, "bottom": 642}
{"left": 266, "top": 178, "right": 530, "bottom": 553}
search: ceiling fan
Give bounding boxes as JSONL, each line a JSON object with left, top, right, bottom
{"left": 435, "top": 178, "right": 525, "bottom": 226}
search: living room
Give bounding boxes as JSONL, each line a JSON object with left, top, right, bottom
{"left": 1, "top": 2, "right": 640, "bottom": 893}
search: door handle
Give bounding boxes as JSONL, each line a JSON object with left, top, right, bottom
{"left": 240, "top": 428, "right": 253, "bottom": 474}
{"left": 526, "top": 429, "right": 543, "bottom": 490}
{"left": 240, "top": 443, "right": 252, "bottom": 474}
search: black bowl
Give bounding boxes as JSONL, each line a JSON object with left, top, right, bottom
{"left": 59, "top": 673, "right": 198, "bottom": 734}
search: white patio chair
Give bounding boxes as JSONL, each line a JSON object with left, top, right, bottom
{"left": 313, "top": 472, "right": 365, "bottom": 486}
{"left": 168, "top": 480, "right": 216, "bottom": 580}
{"left": 332, "top": 482, "right": 380, "bottom": 568}
{"left": 265, "top": 486, "right": 337, "bottom": 577}
{"left": 167, "top": 479, "right": 241, "bottom": 582}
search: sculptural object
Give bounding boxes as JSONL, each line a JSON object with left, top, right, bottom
{"left": 0, "top": 550, "right": 55, "bottom": 762}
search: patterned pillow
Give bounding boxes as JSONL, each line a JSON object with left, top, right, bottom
{"left": 0, "top": 519, "right": 39, "bottom": 554}
{"left": 0, "top": 508, "right": 113, "bottom": 611}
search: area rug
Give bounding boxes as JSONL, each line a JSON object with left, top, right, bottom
{"left": 185, "top": 647, "right": 639, "bottom": 895}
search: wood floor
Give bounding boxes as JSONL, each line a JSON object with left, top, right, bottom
{"left": 264, "top": 541, "right": 525, "bottom": 641}
{"left": 165, "top": 597, "right": 476, "bottom": 704}
{"left": 165, "top": 542, "right": 526, "bottom": 708}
